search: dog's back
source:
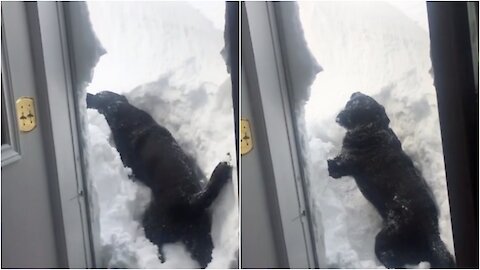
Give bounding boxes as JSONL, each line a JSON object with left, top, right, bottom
{"left": 87, "top": 92, "right": 202, "bottom": 198}
{"left": 87, "top": 91, "right": 231, "bottom": 268}
{"left": 342, "top": 125, "right": 438, "bottom": 221}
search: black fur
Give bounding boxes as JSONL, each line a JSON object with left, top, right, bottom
{"left": 327, "top": 92, "right": 455, "bottom": 268}
{"left": 87, "top": 91, "right": 232, "bottom": 268}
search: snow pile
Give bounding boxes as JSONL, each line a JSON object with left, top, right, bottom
{"left": 276, "top": 2, "right": 322, "bottom": 105}
{"left": 86, "top": 2, "right": 226, "bottom": 94}
{"left": 297, "top": 2, "right": 454, "bottom": 268}
{"left": 83, "top": 2, "right": 237, "bottom": 268}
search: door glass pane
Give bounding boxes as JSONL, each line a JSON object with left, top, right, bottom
{"left": 294, "top": 1, "right": 455, "bottom": 268}
{"left": 84, "top": 2, "right": 237, "bottom": 268}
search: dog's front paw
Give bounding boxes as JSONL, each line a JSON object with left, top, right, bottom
{"left": 327, "top": 159, "right": 342, "bottom": 179}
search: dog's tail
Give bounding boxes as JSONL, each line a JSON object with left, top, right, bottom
{"left": 428, "top": 235, "right": 456, "bottom": 268}
{"left": 189, "top": 162, "right": 232, "bottom": 211}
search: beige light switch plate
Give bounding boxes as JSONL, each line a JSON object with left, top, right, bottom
{"left": 16, "top": 97, "right": 36, "bottom": 132}
{"left": 241, "top": 118, "right": 253, "bottom": 155}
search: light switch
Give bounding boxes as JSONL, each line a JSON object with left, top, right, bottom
{"left": 241, "top": 118, "right": 253, "bottom": 155}
{"left": 16, "top": 97, "right": 36, "bottom": 132}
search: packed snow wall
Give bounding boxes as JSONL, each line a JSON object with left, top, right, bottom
{"left": 79, "top": 2, "right": 238, "bottom": 268}
{"left": 294, "top": 2, "right": 454, "bottom": 268}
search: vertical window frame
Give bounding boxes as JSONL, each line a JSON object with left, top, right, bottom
{"left": 1, "top": 19, "right": 22, "bottom": 167}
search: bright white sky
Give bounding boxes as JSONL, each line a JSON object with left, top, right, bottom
{"left": 298, "top": 1, "right": 431, "bottom": 122}
{"left": 187, "top": 1, "right": 225, "bottom": 31}
{"left": 387, "top": 1, "right": 429, "bottom": 32}
{"left": 87, "top": 1, "right": 225, "bottom": 93}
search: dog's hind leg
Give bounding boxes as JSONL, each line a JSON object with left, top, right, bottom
{"left": 189, "top": 162, "right": 232, "bottom": 211}
{"left": 427, "top": 235, "right": 455, "bottom": 268}
{"left": 143, "top": 225, "right": 167, "bottom": 263}
{"left": 375, "top": 225, "right": 432, "bottom": 268}
{"left": 183, "top": 227, "right": 214, "bottom": 268}
{"left": 142, "top": 206, "right": 173, "bottom": 264}
{"left": 375, "top": 227, "right": 409, "bottom": 268}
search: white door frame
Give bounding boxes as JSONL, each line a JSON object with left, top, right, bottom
{"left": 243, "top": 2, "right": 318, "bottom": 268}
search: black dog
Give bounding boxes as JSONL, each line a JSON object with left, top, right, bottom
{"left": 327, "top": 92, "right": 455, "bottom": 268}
{"left": 87, "top": 91, "right": 232, "bottom": 268}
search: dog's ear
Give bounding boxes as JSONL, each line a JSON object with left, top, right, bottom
{"left": 351, "top": 92, "right": 363, "bottom": 99}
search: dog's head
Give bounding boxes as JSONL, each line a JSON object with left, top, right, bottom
{"left": 87, "top": 91, "right": 129, "bottom": 112}
{"left": 86, "top": 91, "right": 130, "bottom": 127}
{"left": 336, "top": 92, "right": 390, "bottom": 129}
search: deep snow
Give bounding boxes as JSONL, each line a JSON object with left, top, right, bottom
{"left": 82, "top": 2, "right": 237, "bottom": 268}
{"left": 297, "top": 1, "right": 454, "bottom": 268}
